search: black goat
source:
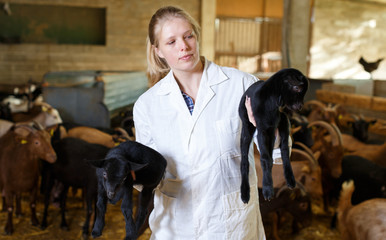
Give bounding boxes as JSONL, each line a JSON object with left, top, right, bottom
{"left": 347, "top": 115, "right": 376, "bottom": 143}
{"left": 239, "top": 68, "right": 309, "bottom": 202}
{"left": 290, "top": 112, "right": 314, "bottom": 148}
{"left": 330, "top": 155, "right": 386, "bottom": 228}
{"left": 40, "top": 137, "right": 110, "bottom": 239}
{"left": 259, "top": 180, "right": 312, "bottom": 240}
{"left": 89, "top": 140, "right": 166, "bottom": 240}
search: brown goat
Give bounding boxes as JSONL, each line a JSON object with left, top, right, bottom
{"left": 341, "top": 133, "right": 386, "bottom": 167}
{"left": 0, "top": 123, "right": 56, "bottom": 235}
{"left": 309, "top": 120, "right": 344, "bottom": 212}
{"left": 256, "top": 147, "right": 323, "bottom": 199}
{"left": 304, "top": 100, "right": 345, "bottom": 127}
{"left": 337, "top": 180, "right": 386, "bottom": 240}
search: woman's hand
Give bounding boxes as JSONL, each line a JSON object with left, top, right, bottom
{"left": 245, "top": 96, "right": 256, "bottom": 127}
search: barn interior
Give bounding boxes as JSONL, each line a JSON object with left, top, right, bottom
{"left": 0, "top": 0, "right": 385, "bottom": 240}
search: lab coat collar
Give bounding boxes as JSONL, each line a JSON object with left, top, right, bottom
{"left": 155, "top": 57, "right": 229, "bottom": 96}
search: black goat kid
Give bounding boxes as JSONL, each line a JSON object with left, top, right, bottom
{"left": 239, "top": 68, "right": 309, "bottom": 202}
{"left": 89, "top": 140, "right": 166, "bottom": 240}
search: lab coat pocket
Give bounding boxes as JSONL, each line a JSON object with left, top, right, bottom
{"left": 149, "top": 188, "right": 177, "bottom": 239}
{"left": 216, "top": 117, "right": 241, "bottom": 154}
{"left": 222, "top": 186, "right": 261, "bottom": 239}
{"left": 159, "top": 178, "right": 182, "bottom": 198}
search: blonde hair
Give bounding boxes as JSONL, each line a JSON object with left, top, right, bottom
{"left": 147, "top": 6, "right": 201, "bottom": 86}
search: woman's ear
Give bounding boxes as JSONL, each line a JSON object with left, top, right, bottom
{"left": 154, "top": 46, "right": 164, "bottom": 59}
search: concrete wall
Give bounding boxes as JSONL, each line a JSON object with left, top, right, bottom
{"left": 0, "top": 0, "right": 201, "bottom": 85}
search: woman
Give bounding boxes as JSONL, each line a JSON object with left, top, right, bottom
{"left": 134, "top": 6, "right": 278, "bottom": 239}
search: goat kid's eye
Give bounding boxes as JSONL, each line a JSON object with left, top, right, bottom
{"left": 292, "top": 86, "right": 301, "bottom": 92}
{"left": 103, "top": 172, "right": 107, "bottom": 179}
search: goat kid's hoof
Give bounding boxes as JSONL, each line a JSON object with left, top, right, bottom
{"left": 262, "top": 186, "right": 274, "bottom": 201}
{"left": 92, "top": 230, "right": 102, "bottom": 238}
{"left": 240, "top": 184, "right": 250, "bottom": 204}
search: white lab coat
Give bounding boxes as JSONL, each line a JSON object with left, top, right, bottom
{"left": 133, "top": 58, "right": 266, "bottom": 240}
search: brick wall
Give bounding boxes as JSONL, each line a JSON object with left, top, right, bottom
{"left": 0, "top": 0, "right": 201, "bottom": 85}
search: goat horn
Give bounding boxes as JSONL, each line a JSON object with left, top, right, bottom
{"left": 275, "top": 182, "right": 291, "bottom": 198}
{"left": 350, "top": 114, "right": 359, "bottom": 121}
{"left": 308, "top": 121, "right": 341, "bottom": 147}
{"left": 300, "top": 115, "right": 309, "bottom": 122}
{"left": 330, "top": 123, "right": 343, "bottom": 146}
{"left": 291, "top": 126, "right": 302, "bottom": 135}
{"left": 291, "top": 148, "right": 318, "bottom": 170}
{"left": 32, "top": 120, "right": 44, "bottom": 131}
{"left": 304, "top": 100, "right": 326, "bottom": 110}
{"left": 114, "top": 127, "right": 130, "bottom": 139}
{"left": 293, "top": 141, "right": 315, "bottom": 159}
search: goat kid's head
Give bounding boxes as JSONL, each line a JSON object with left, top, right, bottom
{"left": 89, "top": 158, "right": 148, "bottom": 204}
{"left": 275, "top": 68, "right": 309, "bottom": 112}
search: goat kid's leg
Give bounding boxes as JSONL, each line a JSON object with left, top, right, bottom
{"left": 240, "top": 120, "right": 256, "bottom": 204}
{"left": 82, "top": 187, "right": 96, "bottom": 239}
{"left": 121, "top": 187, "right": 136, "bottom": 240}
{"left": 137, "top": 192, "right": 153, "bottom": 237}
{"left": 278, "top": 115, "right": 296, "bottom": 188}
{"left": 258, "top": 128, "right": 275, "bottom": 200}
{"left": 92, "top": 187, "right": 108, "bottom": 238}
{"left": 135, "top": 188, "right": 153, "bottom": 233}
{"left": 59, "top": 186, "right": 70, "bottom": 230}
{"left": 4, "top": 194, "right": 14, "bottom": 235}
{"left": 30, "top": 187, "right": 39, "bottom": 226}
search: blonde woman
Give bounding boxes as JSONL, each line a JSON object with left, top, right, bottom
{"left": 133, "top": 6, "right": 282, "bottom": 239}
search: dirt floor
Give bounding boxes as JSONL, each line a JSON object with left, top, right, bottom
{"left": 0, "top": 191, "right": 341, "bottom": 240}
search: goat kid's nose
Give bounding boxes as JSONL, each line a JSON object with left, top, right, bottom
{"left": 107, "top": 191, "right": 115, "bottom": 199}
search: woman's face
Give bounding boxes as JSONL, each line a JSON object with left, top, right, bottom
{"left": 155, "top": 17, "right": 200, "bottom": 74}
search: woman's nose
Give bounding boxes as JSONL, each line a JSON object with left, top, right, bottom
{"left": 180, "top": 40, "right": 188, "bottom": 51}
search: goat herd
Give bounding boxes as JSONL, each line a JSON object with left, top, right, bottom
{"left": 0, "top": 83, "right": 386, "bottom": 240}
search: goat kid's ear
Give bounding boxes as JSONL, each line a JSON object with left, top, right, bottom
{"left": 129, "top": 161, "right": 149, "bottom": 172}
{"left": 88, "top": 159, "right": 108, "bottom": 168}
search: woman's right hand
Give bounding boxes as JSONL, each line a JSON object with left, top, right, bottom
{"left": 245, "top": 96, "right": 256, "bottom": 127}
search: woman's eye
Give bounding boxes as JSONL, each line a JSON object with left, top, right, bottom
{"left": 186, "top": 34, "right": 193, "bottom": 39}
{"left": 167, "top": 40, "right": 175, "bottom": 45}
